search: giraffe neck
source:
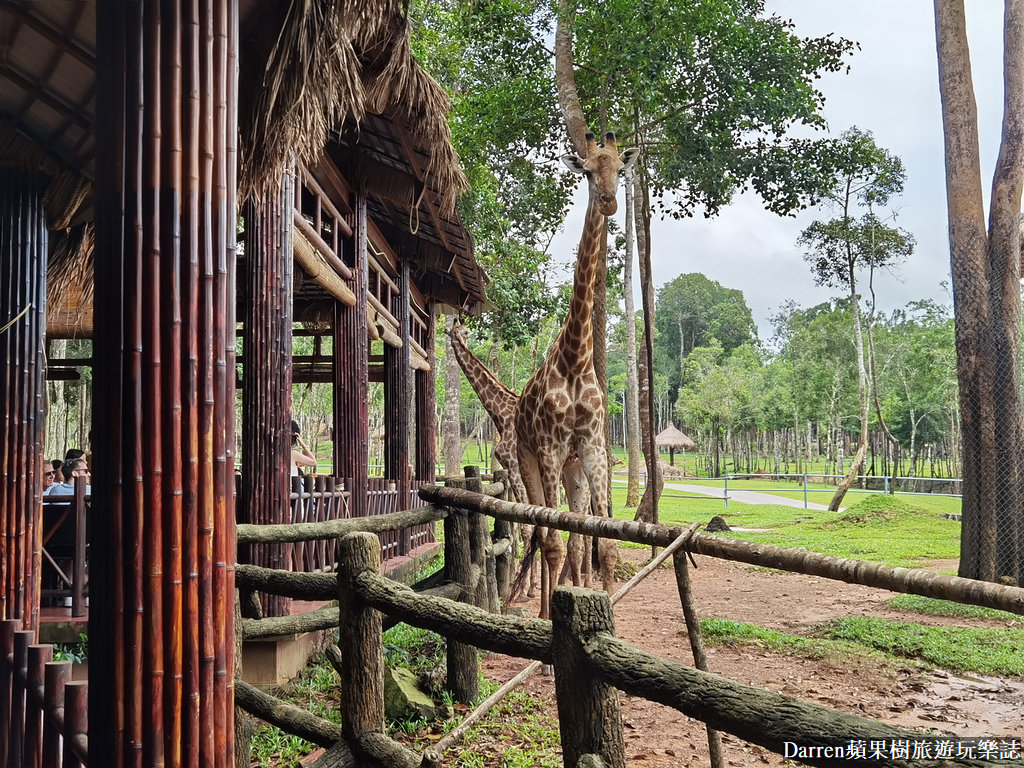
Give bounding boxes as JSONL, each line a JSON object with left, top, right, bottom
{"left": 450, "top": 330, "right": 518, "bottom": 433}
{"left": 560, "top": 195, "right": 604, "bottom": 366}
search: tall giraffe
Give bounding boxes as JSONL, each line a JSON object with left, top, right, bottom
{"left": 514, "top": 132, "right": 638, "bottom": 622}
{"left": 448, "top": 321, "right": 591, "bottom": 599}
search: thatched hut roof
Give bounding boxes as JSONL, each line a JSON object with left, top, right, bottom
{"left": 655, "top": 423, "right": 696, "bottom": 451}
{"left": 0, "top": 1, "right": 486, "bottom": 337}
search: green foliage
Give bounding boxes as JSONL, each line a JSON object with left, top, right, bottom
{"left": 53, "top": 633, "right": 88, "bottom": 664}
{"left": 382, "top": 624, "right": 446, "bottom": 675}
{"left": 886, "top": 595, "right": 1024, "bottom": 626}
{"left": 820, "top": 617, "right": 1024, "bottom": 677}
{"left": 700, "top": 619, "right": 882, "bottom": 662}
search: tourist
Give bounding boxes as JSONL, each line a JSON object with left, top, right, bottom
{"left": 291, "top": 420, "right": 316, "bottom": 477}
{"left": 45, "top": 457, "right": 91, "bottom": 497}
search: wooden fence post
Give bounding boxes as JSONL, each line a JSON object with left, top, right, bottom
{"left": 443, "top": 477, "right": 478, "bottom": 703}
{"left": 0, "top": 618, "right": 17, "bottom": 766}
{"left": 9, "top": 629, "right": 31, "bottom": 766}
{"left": 463, "top": 466, "right": 494, "bottom": 612}
{"left": 673, "top": 549, "right": 724, "bottom": 768}
{"left": 492, "top": 469, "right": 514, "bottom": 602}
{"left": 338, "top": 532, "right": 385, "bottom": 741}
{"left": 63, "top": 680, "right": 87, "bottom": 768}
{"left": 24, "top": 643, "right": 52, "bottom": 766}
{"left": 551, "top": 587, "right": 625, "bottom": 768}
{"left": 42, "top": 659, "right": 70, "bottom": 767}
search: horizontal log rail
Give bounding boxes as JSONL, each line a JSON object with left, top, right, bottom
{"left": 240, "top": 583, "right": 462, "bottom": 640}
{"left": 237, "top": 504, "right": 447, "bottom": 544}
{"left": 337, "top": 533, "right": 1007, "bottom": 768}
{"left": 418, "top": 484, "right": 1024, "bottom": 617}
{"left": 588, "top": 629, "right": 998, "bottom": 768}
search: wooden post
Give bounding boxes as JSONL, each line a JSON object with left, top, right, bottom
{"left": 443, "top": 478, "right": 478, "bottom": 703}
{"left": 463, "top": 466, "right": 493, "bottom": 611}
{"left": 9, "top": 630, "right": 30, "bottom": 767}
{"left": 63, "top": 680, "right": 87, "bottom": 768}
{"left": 42, "top": 660, "right": 70, "bottom": 768}
{"left": 0, "top": 618, "right": 16, "bottom": 765}
{"left": 0, "top": 167, "right": 47, "bottom": 632}
{"left": 241, "top": 169, "right": 296, "bottom": 618}
{"left": 71, "top": 477, "right": 87, "bottom": 617}
{"left": 673, "top": 549, "right": 724, "bottom": 768}
{"left": 414, "top": 300, "right": 438, "bottom": 486}
{"left": 337, "top": 532, "right": 385, "bottom": 741}
{"left": 91, "top": 2, "right": 238, "bottom": 764}
{"left": 492, "top": 469, "right": 514, "bottom": 602}
{"left": 385, "top": 260, "right": 412, "bottom": 554}
{"left": 551, "top": 587, "right": 625, "bottom": 768}
{"left": 23, "top": 643, "right": 51, "bottom": 766}
{"left": 333, "top": 194, "right": 369, "bottom": 519}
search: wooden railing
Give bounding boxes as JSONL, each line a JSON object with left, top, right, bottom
{"left": 0, "top": 619, "right": 88, "bottom": 767}
{"left": 235, "top": 467, "right": 1024, "bottom": 768}
{"left": 288, "top": 476, "right": 350, "bottom": 573}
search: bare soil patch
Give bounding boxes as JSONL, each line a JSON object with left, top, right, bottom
{"left": 479, "top": 547, "right": 1024, "bottom": 766}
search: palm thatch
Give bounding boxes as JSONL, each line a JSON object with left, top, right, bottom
{"left": 656, "top": 423, "right": 696, "bottom": 451}
{"left": 46, "top": 224, "right": 94, "bottom": 338}
{"left": 656, "top": 422, "right": 696, "bottom": 467}
{"left": 239, "top": 0, "right": 468, "bottom": 213}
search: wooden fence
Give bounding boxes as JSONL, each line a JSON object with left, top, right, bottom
{"left": 0, "top": 619, "right": 88, "bottom": 768}
{"left": 235, "top": 467, "right": 1024, "bottom": 767}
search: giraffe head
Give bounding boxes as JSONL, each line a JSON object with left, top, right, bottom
{"left": 561, "top": 132, "right": 640, "bottom": 216}
{"left": 452, "top": 319, "right": 470, "bottom": 342}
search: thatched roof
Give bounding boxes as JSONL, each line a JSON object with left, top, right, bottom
{"left": 0, "top": 1, "right": 486, "bottom": 336}
{"left": 655, "top": 423, "right": 696, "bottom": 451}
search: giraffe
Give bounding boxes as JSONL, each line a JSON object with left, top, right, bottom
{"left": 514, "top": 131, "right": 638, "bottom": 623}
{"left": 448, "top": 321, "right": 591, "bottom": 600}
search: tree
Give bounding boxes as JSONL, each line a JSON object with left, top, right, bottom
{"left": 797, "top": 127, "right": 914, "bottom": 511}
{"left": 654, "top": 272, "right": 757, "bottom": 405}
{"left": 934, "top": 0, "right": 1024, "bottom": 585}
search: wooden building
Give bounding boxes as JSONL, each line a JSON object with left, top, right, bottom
{"left": 0, "top": 2, "right": 486, "bottom": 765}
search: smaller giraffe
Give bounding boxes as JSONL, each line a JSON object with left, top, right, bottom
{"left": 448, "top": 321, "right": 594, "bottom": 599}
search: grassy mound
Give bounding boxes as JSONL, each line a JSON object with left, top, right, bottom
{"left": 832, "top": 494, "right": 920, "bottom": 525}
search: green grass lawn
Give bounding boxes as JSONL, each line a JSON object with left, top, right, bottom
{"left": 609, "top": 488, "right": 962, "bottom": 568}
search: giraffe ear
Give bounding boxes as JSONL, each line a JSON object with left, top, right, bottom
{"left": 620, "top": 147, "right": 640, "bottom": 171}
{"left": 561, "top": 153, "right": 586, "bottom": 175}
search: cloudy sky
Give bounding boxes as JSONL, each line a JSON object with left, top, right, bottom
{"left": 549, "top": 1, "right": 1008, "bottom": 341}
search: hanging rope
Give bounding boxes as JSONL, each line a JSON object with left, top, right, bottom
{"left": 408, "top": 183, "right": 427, "bottom": 236}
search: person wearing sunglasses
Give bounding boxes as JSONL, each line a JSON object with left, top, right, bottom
{"left": 44, "top": 457, "right": 91, "bottom": 497}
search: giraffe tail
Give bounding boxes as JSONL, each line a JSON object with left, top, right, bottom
{"left": 503, "top": 527, "right": 540, "bottom": 612}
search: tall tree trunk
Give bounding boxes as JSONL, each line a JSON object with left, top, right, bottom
{"left": 623, "top": 173, "right": 642, "bottom": 507}
{"left": 935, "top": 0, "right": 1024, "bottom": 585}
{"left": 829, "top": 264, "right": 869, "bottom": 511}
{"left": 633, "top": 167, "right": 663, "bottom": 523}
{"left": 443, "top": 315, "right": 464, "bottom": 478}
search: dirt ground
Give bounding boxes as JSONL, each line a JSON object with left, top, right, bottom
{"left": 479, "top": 547, "right": 1024, "bottom": 767}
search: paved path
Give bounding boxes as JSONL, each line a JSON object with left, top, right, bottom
{"left": 661, "top": 482, "right": 835, "bottom": 512}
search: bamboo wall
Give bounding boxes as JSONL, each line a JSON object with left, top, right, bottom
{"left": 333, "top": 196, "right": 370, "bottom": 518}
{"left": 0, "top": 168, "right": 47, "bottom": 631}
{"left": 241, "top": 179, "right": 295, "bottom": 618}
{"left": 90, "top": 3, "right": 237, "bottom": 766}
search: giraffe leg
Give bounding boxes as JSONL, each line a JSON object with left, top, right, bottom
{"left": 577, "top": 433, "right": 618, "bottom": 594}
{"left": 558, "top": 460, "right": 589, "bottom": 587}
